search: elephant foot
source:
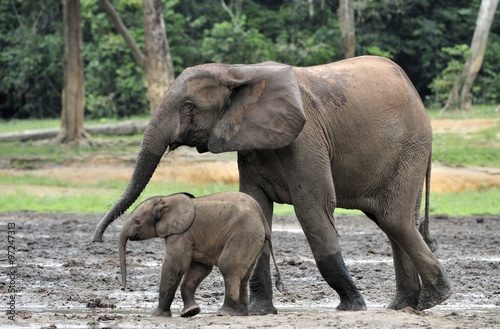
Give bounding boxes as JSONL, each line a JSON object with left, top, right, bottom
{"left": 181, "top": 304, "right": 201, "bottom": 317}
{"left": 152, "top": 307, "right": 172, "bottom": 317}
{"left": 418, "top": 272, "right": 452, "bottom": 310}
{"left": 249, "top": 299, "right": 277, "bottom": 315}
{"left": 387, "top": 293, "right": 420, "bottom": 310}
{"left": 336, "top": 296, "right": 367, "bottom": 311}
{"left": 216, "top": 306, "right": 248, "bottom": 316}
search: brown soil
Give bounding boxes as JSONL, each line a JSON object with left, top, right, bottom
{"left": 431, "top": 118, "right": 500, "bottom": 133}
{"left": 0, "top": 212, "right": 498, "bottom": 328}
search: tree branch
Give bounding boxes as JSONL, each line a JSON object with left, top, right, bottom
{"left": 219, "top": 0, "right": 239, "bottom": 28}
{"left": 99, "top": 0, "right": 146, "bottom": 71}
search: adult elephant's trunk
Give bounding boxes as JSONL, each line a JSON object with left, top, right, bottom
{"left": 119, "top": 230, "right": 129, "bottom": 290}
{"left": 92, "top": 146, "right": 165, "bottom": 242}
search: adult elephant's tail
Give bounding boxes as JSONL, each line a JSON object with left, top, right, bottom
{"left": 419, "top": 151, "right": 437, "bottom": 252}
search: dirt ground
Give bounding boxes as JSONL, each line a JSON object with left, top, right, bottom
{"left": 1, "top": 118, "right": 499, "bottom": 328}
{"left": 0, "top": 212, "right": 498, "bottom": 328}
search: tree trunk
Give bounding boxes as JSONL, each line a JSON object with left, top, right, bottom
{"left": 338, "top": 0, "right": 355, "bottom": 59}
{"left": 443, "top": 0, "right": 499, "bottom": 111}
{"left": 100, "top": 0, "right": 175, "bottom": 114}
{"left": 0, "top": 121, "right": 148, "bottom": 143}
{"left": 58, "top": 0, "right": 90, "bottom": 145}
{"left": 99, "top": 0, "right": 146, "bottom": 71}
{"left": 143, "top": 0, "right": 175, "bottom": 114}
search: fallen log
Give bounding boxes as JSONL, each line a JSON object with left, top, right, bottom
{"left": 0, "top": 121, "right": 149, "bottom": 142}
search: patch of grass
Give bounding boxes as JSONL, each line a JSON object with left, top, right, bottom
{"left": 6, "top": 176, "right": 497, "bottom": 216}
{"left": 0, "top": 116, "right": 149, "bottom": 134}
{"left": 0, "top": 175, "right": 71, "bottom": 187}
{"left": 430, "top": 188, "right": 500, "bottom": 216}
{"left": 0, "top": 176, "right": 239, "bottom": 214}
{"left": 0, "top": 118, "right": 61, "bottom": 133}
{"left": 0, "top": 191, "right": 114, "bottom": 213}
{"left": 1, "top": 175, "right": 498, "bottom": 216}
{"left": 432, "top": 125, "right": 500, "bottom": 168}
{"left": 427, "top": 104, "right": 500, "bottom": 119}
{"left": 0, "top": 138, "right": 142, "bottom": 169}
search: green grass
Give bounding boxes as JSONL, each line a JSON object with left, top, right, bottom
{"left": 0, "top": 107, "right": 499, "bottom": 216}
{"left": 0, "top": 178, "right": 239, "bottom": 214}
{"left": 0, "top": 137, "right": 143, "bottom": 167}
{"left": 432, "top": 125, "right": 500, "bottom": 168}
{"left": 2, "top": 175, "right": 497, "bottom": 216}
{"left": 430, "top": 188, "right": 500, "bottom": 216}
{"left": 0, "top": 116, "right": 149, "bottom": 134}
{"left": 0, "top": 118, "right": 61, "bottom": 133}
{"left": 0, "top": 191, "right": 114, "bottom": 213}
{"left": 427, "top": 104, "right": 500, "bottom": 119}
{"left": 0, "top": 175, "right": 71, "bottom": 187}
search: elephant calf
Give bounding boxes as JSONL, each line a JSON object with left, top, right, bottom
{"left": 119, "top": 191, "right": 284, "bottom": 317}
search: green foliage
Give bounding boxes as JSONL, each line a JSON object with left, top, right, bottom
{"left": 201, "top": 17, "right": 275, "bottom": 64}
{"left": 0, "top": 0, "right": 63, "bottom": 119}
{"left": 270, "top": 3, "right": 341, "bottom": 66}
{"left": 365, "top": 45, "right": 393, "bottom": 59}
{"left": 474, "top": 34, "right": 500, "bottom": 105}
{"left": 427, "top": 44, "right": 470, "bottom": 107}
{"left": 82, "top": 0, "right": 148, "bottom": 119}
{"left": 1, "top": 0, "right": 499, "bottom": 120}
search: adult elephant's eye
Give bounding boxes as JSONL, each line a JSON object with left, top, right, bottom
{"left": 134, "top": 219, "right": 141, "bottom": 225}
{"left": 183, "top": 102, "right": 194, "bottom": 111}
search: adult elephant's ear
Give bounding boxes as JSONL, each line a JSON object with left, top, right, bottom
{"left": 154, "top": 194, "right": 195, "bottom": 238}
{"left": 208, "top": 62, "right": 306, "bottom": 153}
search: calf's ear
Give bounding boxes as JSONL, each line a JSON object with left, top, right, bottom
{"left": 154, "top": 194, "right": 195, "bottom": 238}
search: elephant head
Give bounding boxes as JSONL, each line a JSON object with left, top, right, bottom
{"left": 93, "top": 62, "right": 306, "bottom": 242}
{"left": 119, "top": 193, "right": 195, "bottom": 290}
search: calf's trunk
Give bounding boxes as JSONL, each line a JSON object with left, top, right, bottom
{"left": 119, "top": 231, "right": 129, "bottom": 290}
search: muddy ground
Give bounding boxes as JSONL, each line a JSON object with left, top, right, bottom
{"left": 0, "top": 211, "right": 498, "bottom": 328}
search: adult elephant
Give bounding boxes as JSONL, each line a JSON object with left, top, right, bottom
{"left": 93, "top": 56, "right": 451, "bottom": 313}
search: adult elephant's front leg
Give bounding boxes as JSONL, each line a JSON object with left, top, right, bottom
{"left": 241, "top": 186, "right": 277, "bottom": 315}
{"left": 295, "top": 202, "right": 367, "bottom": 311}
{"left": 286, "top": 154, "right": 366, "bottom": 311}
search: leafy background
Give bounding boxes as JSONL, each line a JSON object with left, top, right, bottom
{"left": 1, "top": 0, "right": 499, "bottom": 120}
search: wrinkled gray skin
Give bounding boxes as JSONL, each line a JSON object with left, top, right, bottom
{"left": 119, "top": 192, "right": 284, "bottom": 317}
{"left": 95, "top": 56, "right": 451, "bottom": 313}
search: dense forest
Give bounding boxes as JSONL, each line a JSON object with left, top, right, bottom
{"left": 1, "top": 0, "right": 499, "bottom": 120}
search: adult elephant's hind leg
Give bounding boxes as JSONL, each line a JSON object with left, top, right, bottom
{"left": 376, "top": 207, "right": 451, "bottom": 310}
{"left": 364, "top": 211, "right": 421, "bottom": 309}
{"left": 387, "top": 238, "right": 421, "bottom": 309}
{"left": 248, "top": 246, "right": 276, "bottom": 314}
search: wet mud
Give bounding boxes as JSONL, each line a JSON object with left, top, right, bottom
{"left": 0, "top": 212, "right": 498, "bottom": 328}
